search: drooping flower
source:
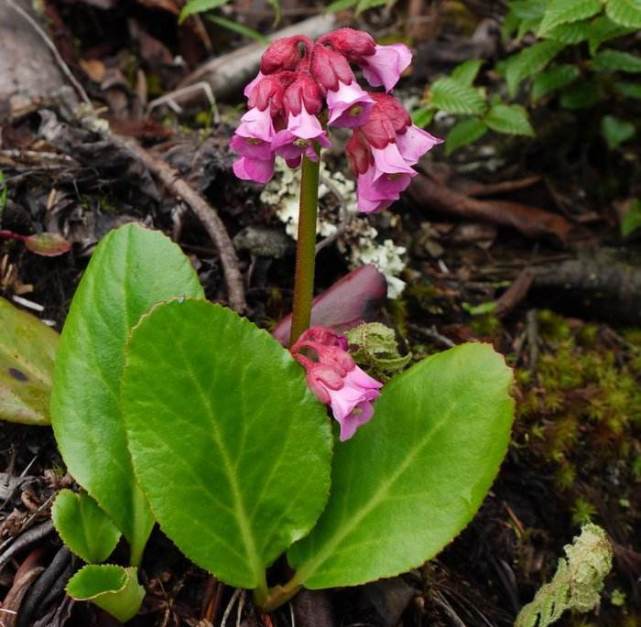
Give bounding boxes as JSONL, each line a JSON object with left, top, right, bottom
{"left": 326, "top": 81, "right": 374, "bottom": 128}
{"left": 271, "top": 108, "right": 331, "bottom": 167}
{"left": 291, "top": 326, "right": 382, "bottom": 441}
{"left": 359, "top": 44, "right": 412, "bottom": 92}
{"left": 230, "top": 106, "right": 277, "bottom": 183}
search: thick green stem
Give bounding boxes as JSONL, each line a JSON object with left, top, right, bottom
{"left": 289, "top": 154, "right": 321, "bottom": 346}
{"left": 254, "top": 575, "right": 303, "bottom": 612}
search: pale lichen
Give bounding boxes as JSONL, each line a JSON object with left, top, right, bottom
{"left": 515, "top": 524, "right": 613, "bottom": 627}
{"left": 260, "top": 160, "right": 407, "bottom": 298}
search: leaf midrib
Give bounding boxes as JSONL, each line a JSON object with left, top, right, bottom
{"left": 293, "top": 392, "right": 454, "bottom": 585}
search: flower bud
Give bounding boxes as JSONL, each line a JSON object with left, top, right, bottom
{"left": 247, "top": 74, "right": 285, "bottom": 113}
{"left": 310, "top": 44, "right": 354, "bottom": 92}
{"left": 283, "top": 74, "right": 323, "bottom": 116}
{"left": 260, "top": 35, "right": 313, "bottom": 74}
{"left": 371, "top": 93, "right": 411, "bottom": 133}
{"left": 346, "top": 131, "right": 372, "bottom": 175}
{"left": 318, "top": 28, "right": 376, "bottom": 60}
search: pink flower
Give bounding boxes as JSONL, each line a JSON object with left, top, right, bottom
{"left": 360, "top": 44, "right": 412, "bottom": 92}
{"left": 396, "top": 126, "right": 443, "bottom": 165}
{"left": 356, "top": 166, "right": 413, "bottom": 213}
{"left": 230, "top": 106, "right": 277, "bottom": 183}
{"left": 291, "top": 326, "right": 382, "bottom": 441}
{"left": 243, "top": 72, "right": 264, "bottom": 99}
{"left": 271, "top": 107, "right": 331, "bottom": 166}
{"left": 327, "top": 81, "right": 374, "bottom": 128}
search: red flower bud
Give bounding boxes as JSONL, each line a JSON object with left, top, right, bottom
{"left": 318, "top": 28, "right": 376, "bottom": 61}
{"left": 310, "top": 44, "right": 354, "bottom": 92}
{"left": 248, "top": 74, "right": 285, "bottom": 113}
{"left": 260, "top": 36, "right": 313, "bottom": 75}
{"left": 283, "top": 73, "right": 323, "bottom": 116}
{"left": 360, "top": 105, "right": 397, "bottom": 149}
{"left": 346, "top": 131, "right": 372, "bottom": 175}
{"left": 371, "top": 93, "right": 411, "bottom": 133}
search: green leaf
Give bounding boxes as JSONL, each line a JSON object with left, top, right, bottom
{"left": 592, "top": 49, "right": 641, "bottom": 72}
{"left": 614, "top": 80, "right": 641, "bottom": 99}
{"left": 450, "top": 60, "right": 484, "bottom": 86}
{"left": 325, "top": 0, "right": 358, "bottom": 12}
{"left": 52, "top": 490, "right": 121, "bottom": 563}
{"left": 179, "top": 0, "right": 230, "bottom": 22}
{"left": 587, "top": 16, "right": 634, "bottom": 54}
{"left": 545, "top": 20, "right": 591, "bottom": 43}
{"left": 429, "top": 77, "right": 486, "bottom": 115}
{"left": 538, "top": 0, "right": 603, "bottom": 35}
{"left": 206, "top": 15, "right": 268, "bottom": 43}
{"left": 606, "top": 0, "right": 641, "bottom": 27}
{"left": 503, "top": 41, "right": 566, "bottom": 96}
{"left": 121, "top": 299, "right": 332, "bottom": 590}
{"left": 532, "top": 64, "right": 581, "bottom": 100}
{"left": 411, "top": 106, "right": 435, "bottom": 128}
{"left": 484, "top": 104, "right": 535, "bottom": 136}
{"left": 0, "top": 297, "right": 58, "bottom": 425}
{"left": 601, "top": 115, "right": 636, "bottom": 148}
{"left": 356, "top": 0, "right": 389, "bottom": 14}
{"left": 66, "top": 565, "right": 145, "bottom": 623}
{"left": 51, "top": 224, "right": 204, "bottom": 565}
{"left": 560, "top": 78, "right": 604, "bottom": 108}
{"left": 445, "top": 117, "right": 489, "bottom": 155}
{"left": 621, "top": 200, "right": 641, "bottom": 236}
{"left": 287, "top": 343, "right": 514, "bottom": 588}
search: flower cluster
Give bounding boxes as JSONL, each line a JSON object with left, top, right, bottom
{"left": 231, "top": 28, "right": 441, "bottom": 213}
{"left": 291, "top": 326, "right": 382, "bottom": 441}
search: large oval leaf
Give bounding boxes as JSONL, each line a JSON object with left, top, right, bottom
{"left": 287, "top": 343, "right": 514, "bottom": 588}
{"left": 0, "top": 297, "right": 58, "bottom": 425}
{"left": 121, "top": 300, "right": 332, "bottom": 590}
{"left": 51, "top": 224, "right": 204, "bottom": 564}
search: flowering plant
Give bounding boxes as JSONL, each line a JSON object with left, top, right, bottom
{"left": 48, "top": 29, "right": 514, "bottom": 622}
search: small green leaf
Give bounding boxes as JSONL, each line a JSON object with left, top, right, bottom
{"left": 288, "top": 343, "right": 514, "bottom": 588}
{"left": 560, "top": 79, "right": 604, "bottom": 108}
{"left": 620, "top": 200, "right": 641, "bottom": 236}
{"left": 545, "top": 20, "right": 591, "bottom": 43}
{"left": 592, "top": 49, "right": 641, "bottom": 73}
{"left": 66, "top": 565, "right": 145, "bottom": 623}
{"left": 450, "top": 60, "right": 484, "bottom": 86}
{"left": 606, "top": 0, "right": 641, "bottom": 28}
{"left": 484, "top": 104, "right": 535, "bottom": 136}
{"left": 179, "top": 0, "right": 230, "bottom": 22}
{"left": 445, "top": 117, "right": 489, "bottom": 155}
{"left": 23, "top": 233, "right": 71, "bottom": 257}
{"left": 429, "top": 77, "right": 486, "bottom": 115}
{"left": 587, "top": 16, "right": 634, "bottom": 54}
{"left": 325, "top": 0, "right": 358, "bottom": 12}
{"left": 538, "top": 0, "right": 603, "bottom": 35}
{"left": 52, "top": 490, "right": 121, "bottom": 564}
{"left": 51, "top": 224, "right": 205, "bottom": 565}
{"left": 206, "top": 15, "right": 268, "bottom": 42}
{"left": 503, "top": 41, "right": 566, "bottom": 96}
{"left": 614, "top": 81, "right": 641, "bottom": 99}
{"left": 0, "top": 297, "right": 58, "bottom": 425}
{"left": 356, "top": 0, "right": 389, "bottom": 14}
{"left": 463, "top": 301, "right": 498, "bottom": 316}
{"left": 532, "top": 64, "right": 581, "bottom": 100}
{"left": 122, "top": 300, "right": 332, "bottom": 590}
{"left": 601, "top": 115, "right": 636, "bottom": 149}
{"left": 412, "top": 106, "right": 435, "bottom": 128}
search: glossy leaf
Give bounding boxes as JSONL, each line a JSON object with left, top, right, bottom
{"left": 587, "top": 16, "right": 634, "bottom": 53}
{"left": 66, "top": 565, "right": 145, "bottom": 623}
{"left": 428, "top": 78, "right": 486, "bottom": 115}
{"left": 592, "top": 49, "right": 641, "bottom": 73}
{"left": 450, "top": 60, "right": 484, "bottom": 86}
{"left": 52, "top": 490, "right": 121, "bottom": 564}
{"left": 601, "top": 115, "right": 636, "bottom": 149}
{"left": 502, "top": 41, "right": 566, "bottom": 96}
{"left": 445, "top": 117, "right": 488, "bottom": 155}
{"left": 532, "top": 64, "right": 580, "bottom": 101}
{"left": 606, "top": 0, "right": 641, "bottom": 28}
{"left": 51, "top": 224, "right": 204, "bottom": 565}
{"left": 288, "top": 343, "right": 514, "bottom": 588}
{"left": 0, "top": 297, "right": 58, "bottom": 425}
{"left": 484, "top": 104, "right": 535, "bottom": 136}
{"left": 538, "top": 0, "right": 602, "bottom": 35}
{"left": 122, "top": 299, "right": 332, "bottom": 590}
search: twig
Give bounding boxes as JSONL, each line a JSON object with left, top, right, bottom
{"left": 0, "top": 521, "right": 54, "bottom": 574}
{"left": 408, "top": 323, "right": 456, "bottom": 349}
{"left": 148, "top": 82, "right": 219, "bottom": 122}
{"left": 97, "top": 127, "right": 247, "bottom": 313}
{"left": 2, "top": 0, "right": 90, "bottom": 106}
{"left": 220, "top": 588, "right": 242, "bottom": 627}
{"left": 235, "top": 590, "right": 245, "bottom": 627}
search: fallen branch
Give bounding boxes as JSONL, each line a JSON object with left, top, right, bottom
{"left": 409, "top": 173, "right": 572, "bottom": 242}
